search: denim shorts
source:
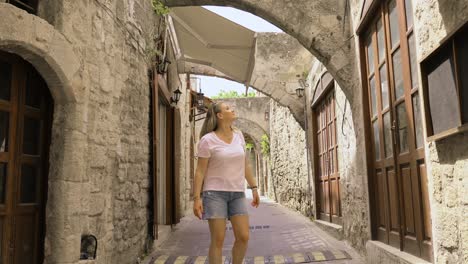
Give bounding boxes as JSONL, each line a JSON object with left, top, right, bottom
{"left": 202, "top": 191, "right": 248, "bottom": 220}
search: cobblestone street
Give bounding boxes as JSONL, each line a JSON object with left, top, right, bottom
{"left": 2, "top": 0, "right": 466, "bottom": 262}
{"left": 144, "top": 194, "right": 364, "bottom": 264}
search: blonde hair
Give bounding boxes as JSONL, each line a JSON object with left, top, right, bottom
{"left": 200, "top": 102, "right": 239, "bottom": 139}
{"left": 200, "top": 102, "right": 223, "bottom": 139}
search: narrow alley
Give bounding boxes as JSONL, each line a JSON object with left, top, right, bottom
{"left": 0, "top": 0, "right": 467, "bottom": 264}
{"left": 144, "top": 193, "right": 363, "bottom": 264}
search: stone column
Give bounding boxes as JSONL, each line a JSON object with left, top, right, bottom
{"left": 258, "top": 153, "right": 265, "bottom": 196}
{"left": 45, "top": 102, "right": 90, "bottom": 263}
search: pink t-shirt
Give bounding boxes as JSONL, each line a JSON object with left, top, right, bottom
{"left": 197, "top": 131, "right": 246, "bottom": 192}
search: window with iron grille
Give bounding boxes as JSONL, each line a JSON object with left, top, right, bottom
{"left": 7, "top": 0, "right": 38, "bottom": 14}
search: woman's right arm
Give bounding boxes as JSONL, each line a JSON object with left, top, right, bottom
{"left": 193, "top": 157, "right": 209, "bottom": 219}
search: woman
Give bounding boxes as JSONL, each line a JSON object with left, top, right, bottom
{"left": 193, "top": 102, "right": 260, "bottom": 264}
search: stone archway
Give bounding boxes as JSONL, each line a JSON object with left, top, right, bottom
{"left": 181, "top": 32, "right": 316, "bottom": 126}
{"left": 165, "top": 0, "right": 358, "bottom": 102}
{"left": 0, "top": 4, "right": 84, "bottom": 263}
{"left": 234, "top": 117, "right": 269, "bottom": 196}
{"left": 215, "top": 97, "right": 269, "bottom": 133}
{"left": 234, "top": 117, "right": 268, "bottom": 149}
{"left": 175, "top": 2, "right": 371, "bottom": 252}
{"left": 0, "top": 3, "right": 81, "bottom": 103}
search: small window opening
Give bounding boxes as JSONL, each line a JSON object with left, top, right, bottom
{"left": 80, "top": 235, "right": 97, "bottom": 260}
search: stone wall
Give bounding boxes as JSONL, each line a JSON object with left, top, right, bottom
{"left": 413, "top": 1, "right": 468, "bottom": 263}
{"left": 269, "top": 100, "right": 311, "bottom": 216}
{"left": 216, "top": 97, "right": 270, "bottom": 135}
{"left": 0, "top": 1, "right": 191, "bottom": 263}
{"left": 178, "top": 76, "right": 194, "bottom": 217}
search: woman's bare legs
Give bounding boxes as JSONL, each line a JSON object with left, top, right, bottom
{"left": 230, "top": 215, "right": 250, "bottom": 264}
{"left": 208, "top": 219, "right": 227, "bottom": 264}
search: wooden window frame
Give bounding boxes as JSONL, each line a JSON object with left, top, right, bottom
{"left": 356, "top": 0, "right": 380, "bottom": 34}
{"left": 311, "top": 72, "right": 334, "bottom": 108}
{"left": 420, "top": 21, "right": 468, "bottom": 141}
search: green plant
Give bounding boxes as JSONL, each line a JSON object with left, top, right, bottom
{"left": 246, "top": 142, "right": 254, "bottom": 152}
{"left": 211, "top": 89, "right": 256, "bottom": 99}
{"left": 144, "top": 46, "right": 163, "bottom": 64}
{"left": 151, "top": 0, "right": 170, "bottom": 15}
{"left": 260, "top": 134, "right": 270, "bottom": 156}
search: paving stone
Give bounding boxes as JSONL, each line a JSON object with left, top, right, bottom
{"left": 145, "top": 195, "right": 364, "bottom": 264}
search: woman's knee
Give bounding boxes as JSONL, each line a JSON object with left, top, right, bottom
{"left": 210, "top": 233, "right": 225, "bottom": 248}
{"left": 235, "top": 231, "right": 249, "bottom": 244}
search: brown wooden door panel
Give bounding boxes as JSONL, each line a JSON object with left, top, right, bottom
{"left": 0, "top": 51, "right": 51, "bottom": 264}
{"left": 151, "top": 70, "right": 159, "bottom": 238}
{"left": 323, "top": 182, "right": 329, "bottom": 214}
{"left": 330, "top": 178, "right": 340, "bottom": 215}
{"left": 314, "top": 88, "right": 341, "bottom": 224}
{"left": 400, "top": 166, "right": 415, "bottom": 235}
{"left": 362, "top": 0, "right": 433, "bottom": 261}
{"left": 418, "top": 161, "right": 433, "bottom": 261}
{"left": 319, "top": 182, "right": 326, "bottom": 216}
{"left": 13, "top": 213, "right": 39, "bottom": 264}
{"left": 387, "top": 169, "right": 399, "bottom": 231}
{"left": 376, "top": 171, "right": 386, "bottom": 228}
{"left": 375, "top": 170, "right": 388, "bottom": 243}
{"left": 418, "top": 163, "right": 431, "bottom": 241}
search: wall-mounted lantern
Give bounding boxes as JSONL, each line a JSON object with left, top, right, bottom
{"left": 197, "top": 89, "right": 205, "bottom": 110}
{"left": 295, "top": 87, "right": 305, "bottom": 98}
{"left": 157, "top": 58, "right": 171, "bottom": 74}
{"left": 171, "top": 88, "right": 182, "bottom": 105}
{"left": 264, "top": 111, "right": 269, "bottom": 121}
{"left": 296, "top": 76, "right": 308, "bottom": 98}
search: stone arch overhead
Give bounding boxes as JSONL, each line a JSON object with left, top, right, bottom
{"left": 214, "top": 97, "right": 270, "bottom": 134}
{"left": 189, "top": 33, "right": 314, "bottom": 127}
{"left": 0, "top": 3, "right": 81, "bottom": 103}
{"left": 190, "top": 68, "right": 306, "bottom": 125}
{"left": 183, "top": 62, "right": 242, "bottom": 84}
{"left": 234, "top": 117, "right": 268, "bottom": 150}
{"left": 164, "top": 0, "right": 359, "bottom": 102}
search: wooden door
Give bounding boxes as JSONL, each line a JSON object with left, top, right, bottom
{"left": 314, "top": 88, "right": 341, "bottom": 225}
{"left": 362, "top": 0, "right": 432, "bottom": 261}
{"left": 155, "top": 76, "right": 176, "bottom": 225}
{"left": 150, "top": 69, "right": 158, "bottom": 238}
{"left": 0, "top": 51, "right": 52, "bottom": 264}
{"left": 157, "top": 100, "right": 168, "bottom": 225}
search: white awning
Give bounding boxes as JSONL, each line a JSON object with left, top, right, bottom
{"left": 170, "top": 7, "right": 256, "bottom": 85}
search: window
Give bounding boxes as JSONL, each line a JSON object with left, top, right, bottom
{"left": 7, "top": 0, "right": 38, "bottom": 14}
{"left": 421, "top": 23, "right": 468, "bottom": 140}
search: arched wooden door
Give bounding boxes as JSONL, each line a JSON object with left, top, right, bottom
{"left": 0, "top": 51, "right": 53, "bottom": 264}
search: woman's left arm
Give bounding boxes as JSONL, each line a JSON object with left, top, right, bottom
{"left": 245, "top": 155, "right": 260, "bottom": 208}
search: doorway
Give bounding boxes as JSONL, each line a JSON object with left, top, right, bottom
{"left": 0, "top": 51, "right": 53, "bottom": 264}
{"left": 312, "top": 86, "right": 342, "bottom": 225}
{"left": 361, "top": 0, "right": 432, "bottom": 261}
